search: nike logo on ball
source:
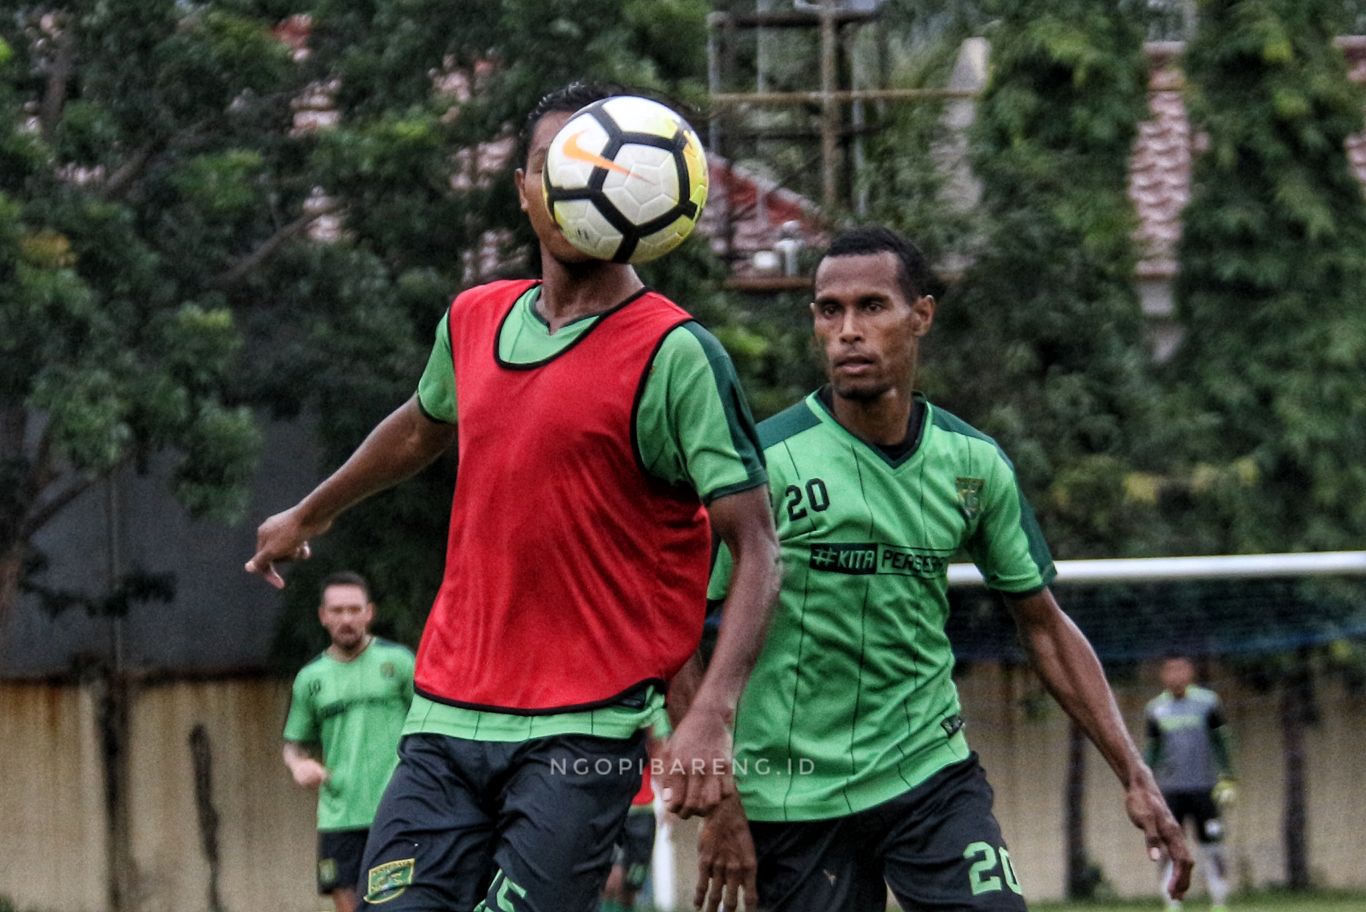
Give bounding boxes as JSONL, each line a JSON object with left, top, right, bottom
{"left": 563, "top": 130, "right": 630, "bottom": 176}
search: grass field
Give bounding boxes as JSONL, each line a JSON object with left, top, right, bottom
{"left": 1030, "top": 891, "right": 1366, "bottom": 912}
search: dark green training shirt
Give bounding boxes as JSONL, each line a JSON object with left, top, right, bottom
{"left": 711, "top": 390, "right": 1056, "bottom": 822}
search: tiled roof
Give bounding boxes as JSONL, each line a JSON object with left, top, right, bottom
{"left": 1130, "top": 37, "right": 1366, "bottom": 279}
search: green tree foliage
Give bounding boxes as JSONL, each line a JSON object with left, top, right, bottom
{"left": 1168, "top": 0, "right": 1366, "bottom": 556}
{"left": 930, "top": 0, "right": 1157, "bottom": 559}
{"left": 861, "top": 1, "right": 991, "bottom": 267}
{"left": 0, "top": 5, "right": 282, "bottom": 628}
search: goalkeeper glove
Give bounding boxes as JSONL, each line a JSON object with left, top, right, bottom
{"left": 1212, "top": 776, "right": 1238, "bottom": 808}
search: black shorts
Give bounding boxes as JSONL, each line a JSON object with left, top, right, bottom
{"left": 749, "top": 754, "right": 1026, "bottom": 912}
{"left": 612, "top": 809, "right": 657, "bottom": 891}
{"left": 359, "top": 730, "right": 645, "bottom": 912}
{"left": 1163, "top": 789, "right": 1224, "bottom": 843}
{"left": 318, "top": 828, "right": 369, "bottom": 895}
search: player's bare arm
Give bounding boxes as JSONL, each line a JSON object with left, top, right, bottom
{"left": 246, "top": 395, "right": 455, "bottom": 588}
{"left": 666, "top": 651, "right": 705, "bottom": 731}
{"left": 660, "top": 486, "right": 779, "bottom": 820}
{"left": 282, "top": 741, "right": 329, "bottom": 789}
{"left": 1006, "top": 587, "right": 1193, "bottom": 898}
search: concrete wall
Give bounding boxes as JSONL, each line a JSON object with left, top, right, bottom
{"left": 0, "top": 678, "right": 316, "bottom": 912}
{"left": 3, "top": 666, "right": 1364, "bottom": 912}
{"left": 0, "top": 684, "right": 108, "bottom": 912}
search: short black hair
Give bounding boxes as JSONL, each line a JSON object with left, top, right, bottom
{"left": 518, "top": 81, "right": 625, "bottom": 167}
{"left": 320, "top": 571, "right": 371, "bottom": 601}
{"left": 821, "top": 226, "right": 935, "bottom": 302}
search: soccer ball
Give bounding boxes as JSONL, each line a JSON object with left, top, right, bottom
{"left": 542, "top": 95, "right": 708, "bottom": 264}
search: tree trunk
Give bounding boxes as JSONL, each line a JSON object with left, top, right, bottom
{"left": 94, "top": 666, "right": 135, "bottom": 912}
{"left": 190, "top": 724, "right": 226, "bottom": 912}
{"left": 1280, "top": 653, "right": 1313, "bottom": 890}
{"left": 0, "top": 544, "right": 22, "bottom": 655}
{"left": 1064, "top": 718, "right": 1092, "bottom": 898}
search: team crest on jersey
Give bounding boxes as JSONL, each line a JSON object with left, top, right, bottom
{"left": 308, "top": 679, "right": 322, "bottom": 696}
{"left": 367, "top": 858, "right": 415, "bottom": 904}
{"left": 381, "top": 661, "right": 396, "bottom": 678}
{"left": 955, "top": 476, "right": 984, "bottom": 519}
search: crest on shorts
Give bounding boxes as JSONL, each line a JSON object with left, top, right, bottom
{"left": 955, "top": 477, "right": 984, "bottom": 520}
{"left": 366, "top": 858, "right": 415, "bottom": 905}
{"left": 317, "top": 858, "right": 337, "bottom": 887}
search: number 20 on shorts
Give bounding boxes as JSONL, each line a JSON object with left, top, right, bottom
{"left": 964, "top": 841, "right": 1023, "bottom": 896}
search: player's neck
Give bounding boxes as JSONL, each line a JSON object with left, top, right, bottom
{"left": 537, "top": 254, "right": 643, "bottom": 333}
{"left": 328, "top": 634, "right": 372, "bottom": 662}
{"left": 830, "top": 387, "right": 917, "bottom": 447}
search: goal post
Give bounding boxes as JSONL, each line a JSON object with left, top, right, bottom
{"left": 947, "top": 551, "right": 1366, "bottom": 587}
{"left": 944, "top": 551, "right": 1366, "bottom": 663}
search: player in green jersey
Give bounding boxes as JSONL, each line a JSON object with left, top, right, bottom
{"left": 1145, "top": 656, "right": 1236, "bottom": 912}
{"left": 283, "top": 572, "right": 415, "bottom": 912}
{"left": 693, "top": 226, "right": 1193, "bottom": 912}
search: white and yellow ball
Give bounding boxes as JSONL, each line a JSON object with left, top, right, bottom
{"left": 543, "top": 95, "right": 708, "bottom": 264}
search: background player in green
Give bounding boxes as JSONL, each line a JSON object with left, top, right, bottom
{"left": 247, "top": 83, "right": 779, "bottom": 912}
{"left": 283, "top": 571, "right": 415, "bottom": 912}
{"left": 1145, "top": 656, "right": 1237, "bottom": 912}
{"left": 694, "top": 227, "right": 1193, "bottom": 912}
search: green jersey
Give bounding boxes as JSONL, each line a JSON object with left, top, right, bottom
{"left": 410, "top": 285, "right": 765, "bottom": 741}
{"left": 710, "top": 390, "right": 1055, "bottom": 822}
{"left": 283, "top": 638, "right": 416, "bottom": 830}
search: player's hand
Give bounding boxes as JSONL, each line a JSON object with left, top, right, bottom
{"left": 290, "top": 758, "right": 330, "bottom": 789}
{"left": 694, "top": 793, "right": 757, "bottom": 912}
{"left": 1125, "top": 767, "right": 1192, "bottom": 899}
{"left": 1212, "top": 776, "right": 1238, "bottom": 808}
{"left": 659, "top": 704, "right": 734, "bottom": 819}
{"left": 245, "top": 506, "right": 329, "bottom": 589}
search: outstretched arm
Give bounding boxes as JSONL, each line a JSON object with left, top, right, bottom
{"left": 659, "top": 486, "right": 779, "bottom": 820}
{"left": 246, "top": 395, "right": 455, "bottom": 588}
{"left": 1006, "top": 587, "right": 1193, "bottom": 900}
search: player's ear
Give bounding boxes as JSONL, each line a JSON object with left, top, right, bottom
{"left": 911, "top": 294, "right": 935, "bottom": 336}
{"left": 514, "top": 168, "right": 529, "bottom": 212}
